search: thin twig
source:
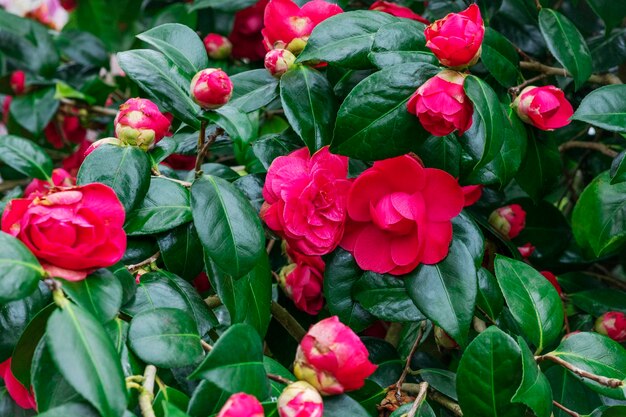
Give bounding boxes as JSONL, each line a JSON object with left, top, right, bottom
{"left": 266, "top": 239, "right": 276, "bottom": 254}
{"left": 138, "top": 365, "right": 157, "bottom": 417}
{"left": 395, "top": 321, "right": 427, "bottom": 399}
{"left": 267, "top": 373, "right": 295, "bottom": 385}
{"left": 0, "top": 179, "right": 29, "bottom": 192}
{"left": 195, "top": 125, "right": 224, "bottom": 177}
{"left": 553, "top": 400, "right": 581, "bottom": 417}
{"left": 533, "top": 0, "right": 541, "bottom": 9}
{"left": 407, "top": 382, "right": 429, "bottom": 417}
{"left": 559, "top": 141, "right": 619, "bottom": 158}
{"left": 520, "top": 61, "right": 622, "bottom": 85}
{"left": 194, "top": 121, "right": 207, "bottom": 177}
{"left": 509, "top": 73, "right": 548, "bottom": 96}
{"left": 582, "top": 271, "right": 626, "bottom": 291}
{"left": 270, "top": 301, "right": 307, "bottom": 342}
{"left": 59, "top": 98, "right": 119, "bottom": 117}
{"left": 127, "top": 251, "right": 161, "bottom": 273}
{"left": 200, "top": 340, "right": 213, "bottom": 352}
{"left": 428, "top": 389, "right": 463, "bottom": 417}
{"left": 536, "top": 354, "right": 624, "bottom": 388}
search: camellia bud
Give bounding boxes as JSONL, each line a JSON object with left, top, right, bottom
{"left": 203, "top": 33, "right": 233, "bottom": 60}
{"left": 434, "top": 326, "right": 459, "bottom": 349}
{"left": 114, "top": 98, "right": 171, "bottom": 150}
{"left": 517, "top": 243, "right": 535, "bottom": 259}
{"left": 293, "top": 316, "right": 377, "bottom": 395}
{"left": 540, "top": 271, "right": 563, "bottom": 296}
{"left": 512, "top": 85, "right": 573, "bottom": 131}
{"left": 594, "top": 312, "right": 626, "bottom": 343}
{"left": 84, "top": 138, "right": 123, "bottom": 157}
{"left": 277, "top": 381, "right": 323, "bottom": 417}
{"left": 60, "top": 0, "right": 77, "bottom": 11}
{"left": 488, "top": 204, "right": 526, "bottom": 240}
{"left": 278, "top": 248, "right": 325, "bottom": 315}
{"left": 264, "top": 49, "right": 297, "bottom": 77}
{"left": 190, "top": 68, "right": 234, "bottom": 110}
{"left": 10, "top": 70, "right": 26, "bottom": 95}
{"left": 216, "top": 393, "right": 264, "bottom": 417}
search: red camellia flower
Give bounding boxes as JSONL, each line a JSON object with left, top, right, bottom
{"left": 517, "top": 242, "right": 535, "bottom": 259}
{"left": 488, "top": 204, "right": 526, "bottom": 240}
{"left": 340, "top": 155, "right": 464, "bottom": 275}
{"left": 229, "top": 0, "right": 269, "bottom": 61}
{"left": 279, "top": 247, "right": 325, "bottom": 315}
{"left": 262, "top": 0, "right": 342, "bottom": 54}
{"left": 24, "top": 168, "right": 75, "bottom": 197}
{"left": 369, "top": 1, "right": 428, "bottom": 24}
{"left": 1, "top": 183, "right": 127, "bottom": 281}
{"left": 2, "top": 96, "right": 11, "bottom": 125}
{"left": 277, "top": 381, "right": 324, "bottom": 417}
{"left": 43, "top": 114, "right": 87, "bottom": 149}
{"left": 540, "top": 271, "right": 562, "bottom": 296}
{"left": 216, "top": 393, "right": 264, "bottom": 417}
{"left": 513, "top": 85, "right": 573, "bottom": 131}
{"left": 190, "top": 69, "right": 234, "bottom": 110}
{"left": 461, "top": 184, "right": 482, "bottom": 207}
{"left": 407, "top": 70, "right": 473, "bottom": 137}
{"left": 10, "top": 70, "right": 26, "bottom": 95}
{"left": 0, "top": 358, "right": 36, "bottom": 410}
{"left": 203, "top": 33, "right": 233, "bottom": 60}
{"left": 260, "top": 146, "right": 351, "bottom": 256}
{"left": 114, "top": 98, "right": 171, "bottom": 149}
{"left": 294, "top": 316, "right": 377, "bottom": 395}
{"left": 424, "top": 4, "right": 484, "bottom": 68}
{"left": 595, "top": 312, "right": 626, "bottom": 343}
{"left": 60, "top": 0, "right": 76, "bottom": 11}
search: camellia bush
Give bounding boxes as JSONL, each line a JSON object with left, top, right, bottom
{"left": 2, "top": 0, "right": 626, "bottom": 416}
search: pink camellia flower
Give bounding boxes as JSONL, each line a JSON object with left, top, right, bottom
{"left": 0, "top": 358, "right": 36, "bottom": 410}
{"left": 488, "top": 204, "right": 526, "bottom": 240}
{"left": 264, "top": 49, "right": 297, "bottom": 77}
{"left": 260, "top": 146, "right": 351, "bottom": 256}
{"left": 461, "top": 184, "right": 482, "bottom": 207}
{"left": 262, "top": 0, "right": 342, "bottom": 54}
{"left": 44, "top": 114, "right": 87, "bottom": 149}
{"left": 517, "top": 242, "right": 535, "bottom": 259}
{"left": 114, "top": 98, "right": 171, "bottom": 150}
{"left": 1, "top": 183, "right": 127, "bottom": 281}
{"left": 424, "top": 4, "right": 484, "bottom": 68}
{"left": 279, "top": 246, "right": 325, "bottom": 315}
{"left": 190, "top": 69, "right": 233, "bottom": 110}
{"left": 229, "top": 0, "right": 269, "bottom": 61}
{"left": 513, "top": 85, "right": 573, "bottom": 131}
{"left": 540, "top": 271, "right": 563, "bottom": 296}
{"left": 24, "top": 168, "right": 76, "bottom": 198}
{"left": 595, "top": 312, "right": 626, "bottom": 343}
{"left": 10, "top": 71, "right": 26, "bottom": 95}
{"left": 294, "top": 316, "right": 377, "bottom": 395}
{"left": 369, "top": 1, "right": 428, "bottom": 24}
{"left": 340, "top": 155, "right": 464, "bottom": 275}
{"left": 216, "top": 393, "right": 264, "bottom": 417}
{"left": 203, "top": 33, "right": 233, "bottom": 60}
{"left": 277, "top": 381, "right": 324, "bottom": 417}
{"left": 407, "top": 70, "right": 473, "bottom": 137}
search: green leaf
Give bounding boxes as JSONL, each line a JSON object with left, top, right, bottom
{"left": 189, "top": 0, "right": 256, "bottom": 12}
{"left": 298, "top": 11, "right": 398, "bottom": 69}
{"left": 419, "top": 369, "right": 457, "bottom": 401}
{"left": 368, "top": 20, "right": 435, "bottom": 69}
{"left": 35, "top": 403, "right": 100, "bottom": 417}
{"left": 77, "top": 144, "right": 152, "bottom": 212}
{"left": 546, "top": 366, "right": 602, "bottom": 417}
{"left": 331, "top": 62, "right": 440, "bottom": 160}
{"left": 9, "top": 88, "right": 59, "bottom": 135}
{"left": 417, "top": 135, "right": 461, "bottom": 178}
{"left": 514, "top": 198, "right": 571, "bottom": 260}
{"left": 481, "top": 28, "right": 521, "bottom": 87}
{"left": 118, "top": 49, "right": 202, "bottom": 128}
{"left": 572, "top": 85, "right": 626, "bottom": 132}
{"left": 252, "top": 131, "right": 302, "bottom": 171}
{"left": 353, "top": 272, "right": 425, "bottom": 322}
{"left": 570, "top": 289, "right": 626, "bottom": 315}
{"left": 538, "top": 8, "right": 592, "bottom": 90}
{"left": 31, "top": 340, "right": 81, "bottom": 412}
{"left": 0, "top": 135, "right": 53, "bottom": 180}
{"left": 405, "top": 239, "right": 477, "bottom": 347}
{"left": 572, "top": 171, "right": 626, "bottom": 258}
{"left": 189, "top": 324, "right": 268, "bottom": 398}
{"left": 46, "top": 303, "right": 128, "bottom": 417}
{"left": 494, "top": 256, "right": 563, "bottom": 353}
{"left": 0, "top": 232, "right": 45, "bottom": 304}
{"left": 456, "top": 327, "right": 526, "bottom": 417}
{"left": 610, "top": 151, "right": 626, "bottom": 185}
{"left": 191, "top": 175, "right": 265, "bottom": 278}
{"left": 323, "top": 394, "right": 372, "bottom": 417}
{"left": 55, "top": 30, "right": 108, "bottom": 70}
{"left": 512, "top": 337, "right": 552, "bottom": 417}
{"left": 125, "top": 177, "right": 192, "bottom": 236}
{"left": 230, "top": 70, "right": 279, "bottom": 113}
{"left": 205, "top": 106, "right": 255, "bottom": 143}
{"left": 128, "top": 307, "right": 203, "bottom": 368}
{"left": 155, "top": 387, "right": 190, "bottom": 417}
{"left": 137, "top": 23, "right": 208, "bottom": 78}
{"left": 550, "top": 332, "right": 626, "bottom": 399}
{"left": 187, "top": 381, "right": 229, "bottom": 417}
{"left": 515, "top": 132, "right": 561, "bottom": 201}
{"left": 71, "top": 0, "right": 140, "bottom": 51}
{"left": 62, "top": 269, "right": 123, "bottom": 323}
{"left": 452, "top": 212, "right": 484, "bottom": 268}
{"left": 109, "top": 263, "right": 137, "bottom": 306}
{"left": 163, "top": 402, "right": 192, "bottom": 417}
{"left": 587, "top": 0, "right": 626, "bottom": 34}
{"left": 279, "top": 66, "right": 336, "bottom": 152}
{"left": 157, "top": 223, "right": 204, "bottom": 281}
{"left": 476, "top": 268, "right": 504, "bottom": 322}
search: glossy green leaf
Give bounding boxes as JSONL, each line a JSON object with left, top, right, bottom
{"left": 494, "top": 256, "right": 563, "bottom": 353}
{"left": 405, "top": 239, "right": 477, "bottom": 347}
{"left": 280, "top": 66, "right": 336, "bottom": 152}
{"left": 419, "top": 369, "right": 457, "bottom": 401}
{"left": 189, "top": 0, "right": 256, "bottom": 12}
{"left": 572, "top": 171, "right": 626, "bottom": 258}
{"left": 189, "top": 324, "right": 269, "bottom": 398}
{"left": 191, "top": 175, "right": 265, "bottom": 278}
{"left": 0, "top": 232, "right": 45, "bottom": 304}
{"left": 331, "top": 62, "right": 440, "bottom": 160}
{"left": 587, "top": 0, "right": 626, "bottom": 34}
{"left": 204, "top": 105, "right": 255, "bottom": 143}
{"left": 572, "top": 85, "right": 626, "bottom": 132}
{"left": 46, "top": 303, "right": 127, "bottom": 417}
{"left": 368, "top": 20, "right": 434, "bottom": 68}
{"left": 62, "top": 269, "right": 123, "bottom": 323}
{"left": 538, "top": 8, "right": 592, "bottom": 90}
{"left": 512, "top": 337, "right": 552, "bottom": 417}
{"left": 515, "top": 133, "right": 561, "bottom": 201}
{"left": 514, "top": 198, "right": 571, "bottom": 260}
{"left": 476, "top": 268, "right": 504, "bottom": 322}
{"left": 417, "top": 135, "right": 461, "bottom": 178}
{"left": 72, "top": 0, "right": 140, "bottom": 51}
{"left": 610, "top": 151, "right": 626, "bottom": 185}
{"left": 163, "top": 402, "right": 192, "bottom": 417}
{"left": 298, "top": 11, "right": 397, "bottom": 69}
{"left": 0, "top": 135, "right": 53, "bottom": 181}
{"left": 9, "top": 88, "right": 59, "bottom": 135}
{"left": 157, "top": 223, "right": 204, "bottom": 281}
{"left": 456, "top": 327, "right": 526, "bottom": 417}
{"left": 452, "top": 212, "right": 484, "bottom": 268}
{"left": 186, "top": 380, "right": 230, "bottom": 417}
{"left": 55, "top": 30, "right": 108, "bottom": 70}
{"left": 125, "top": 177, "right": 192, "bottom": 235}
{"left": 77, "top": 144, "right": 151, "bottom": 212}
{"left": 35, "top": 403, "right": 100, "bottom": 417}
{"left": 323, "top": 394, "right": 372, "bottom": 417}
{"left": 230, "top": 69, "right": 279, "bottom": 113}
{"left": 252, "top": 131, "right": 302, "bottom": 171}
{"left": 137, "top": 24, "right": 208, "bottom": 77}
{"left": 108, "top": 263, "right": 137, "bottom": 306}
{"left": 570, "top": 289, "right": 626, "bottom": 315}
{"left": 353, "top": 272, "right": 425, "bottom": 322}
{"left": 128, "top": 307, "right": 203, "bottom": 368}
{"left": 31, "top": 339, "right": 80, "bottom": 412}
{"left": 481, "top": 28, "right": 521, "bottom": 87}
{"left": 546, "top": 366, "right": 602, "bottom": 417}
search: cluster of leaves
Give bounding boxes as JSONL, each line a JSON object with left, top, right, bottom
{"left": 1, "top": 1, "right": 626, "bottom": 417}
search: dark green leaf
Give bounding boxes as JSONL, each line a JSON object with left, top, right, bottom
{"left": 512, "top": 337, "right": 552, "bottom": 417}
{"left": 481, "top": 28, "right": 521, "bottom": 87}
{"left": 36, "top": 403, "right": 100, "bottom": 417}
{"left": 587, "top": 0, "right": 626, "bottom": 34}
{"left": 72, "top": 0, "right": 140, "bottom": 51}
{"left": 419, "top": 369, "right": 457, "bottom": 401}
{"left": 186, "top": 381, "right": 229, "bottom": 417}
{"left": 0, "top": 232, "right": 45, "bottom": 304}
{"left": 109, "top": 263, "right": 137, "bottom": 306}
{"left": 369, "top": 20, "right": 434, "bottom": 69}
{"left": 570, "top": 289, "right": 626, "bottom": 315}
{"left": 205, "top": 106, "right": 254, "bottom": 143}
{"left": 476, "top": 268, "right": 504, "bottom": 322}
{"left": 157, "top": 223, "right": 204, "bottom": 281}
{"left": 546, "top": 366, "right": 602, "bottom": 417}
{"left": 189, "top": 0, "right": 256, "bottom": 12}
{"left": 62, "top": 269, "right": 123, "bottom": 323}
{"left": 230, "top": 70, "right": 279, "bottom": 113}
{"left": 452, "top": 212, "right": 484, "bottom": 268}
{"left": 417, "top": 135, "right": 461, "bottom": 178}
{"left": 323, "top": 394, "right": 372, "bottom": 417}
{"left": 31, "top": 340, "right": 81, "bottom": 412}
{"left": 55, "top": 30, "right": 108, "bottom": 69}
{"left": 390, "top": 402, "right": 435, "bottom": 417}
{"left": 610, "top": 151, "right": 626, "bottom": 185}
{"left": 9, "top": 88, "right": 59, "bottom": 135}
{"left": 252, "top": 131, "right": 302, "bottom": 171}
{"left": 572, "top": 85, "right": 626, "bottom": 132}
{"left": 514, "top": 198, "right": 571, "bottom": 260}
{"left": 515, "top": 133, "right": 561, "bottom": 201}
{"left": 353, "top": 272, "right": 425, "bottom": 322}
{"left": 0, "top": 135, "right": 53, "bottom": 181}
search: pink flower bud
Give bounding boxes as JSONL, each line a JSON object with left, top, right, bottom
{"left": 294, "top": 316, "right": 377, "bottom": 395}
{"left": 369, "top": 1, "right": 428, "bottom": 24}
{"left": 10, "top": 71, "right": 26, "bottom": 95}
{"left": 425, "top": 4, "right": 484, "bottom": 68}
{"left": 407, "top": 70, "right": 473, "bottom": 137}
{"left": 0, "top": 358, "right": 36, "bottom": 410}
{"left": 24, "top": 168, "right": 76, "bottom": 198}
{"left": 84, "top": 137, "right": 122, "bottom": 157}
{"left": 595, "top": 312, "right": 626, "bottom": 342}
{"left": 114, "top": 98, "right": 171, "bottom": 150}
{"left": 540, "top": 271, "right": 562, "bottom": 296}
{"left": 264, "top": 49, "right": 296, "bottom": 77}
{"left": 279, "top": 247, "right": 325, "bottom": 315}
{"left": 517, "top": 243, "right": 535, "bottom": 259}
{"left": 216, "top": 393, "right": 264, "bottom": 417}
{"left": 513, "top": 85, "right": 573, "bottom": 131}
{"left": 190, "top": 69, "right": 234, "bottom": 110}
{"left": 203, "top": 33, "right": 233, "bottom": 60}
{"left": 434, "top": 326, "right": 459, "bottom": 349}
{"left": 461, "top": 184, "right": 482, "bottom": 207}
{"left": 2, "top": 96, "right": 12, "bottom": 125}
{"left": 278, "top": 381, "right": 323, "bottom": 417}
{"left": 60, "top": 0, "right": 76, "bottom": 11}
{"left": 488, "top": 204, "right": 526, "bottom": 240}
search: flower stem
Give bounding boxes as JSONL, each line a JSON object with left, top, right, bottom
{"left": 395, "top": 321, "right": 427, "bottom": 399}
{"left": 138, "top": 365, "right": 157, "bottom": 417}
{"left": 536, "top": 354, "right": 624, "bottom": 388}
{"left": 270, "top": 301, "right": 306, "bottom": 342}
{"left": 407, "top": 382, "right": 429, "bottom": 417}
